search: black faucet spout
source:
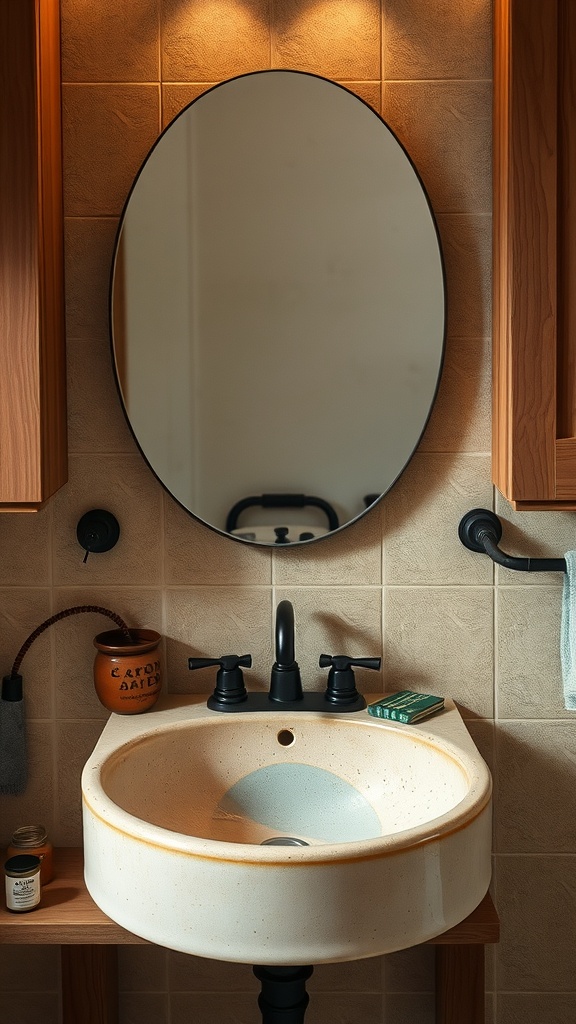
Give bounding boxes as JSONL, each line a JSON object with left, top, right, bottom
{"left": 270, "top": 600, "right": 303, "bottom": 703}
{"left": 275, "top": 599, "right": 295, "bottom": 666}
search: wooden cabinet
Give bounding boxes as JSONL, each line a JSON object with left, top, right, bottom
{"left": 0, "top": 0, "right": 67, "bottom": 510}
{"left": 493, "top": 0, "right": 576, "bottom": 509}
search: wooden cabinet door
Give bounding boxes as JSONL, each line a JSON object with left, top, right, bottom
{"left": 0, "top": 0, "right": 67, "bottom": 510}
{"left": 493, "top": 0, "right": 576, "bottom": 508}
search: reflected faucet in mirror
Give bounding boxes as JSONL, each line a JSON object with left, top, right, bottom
{"left": 188, "top": 600, "right": 381, "bottom": 713}
{"left": 226, "top": 493, "right": 340, "bottom": 543}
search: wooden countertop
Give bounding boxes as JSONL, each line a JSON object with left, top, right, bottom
{"left": 0, "top": 848, "right": 499, "bottom": 946}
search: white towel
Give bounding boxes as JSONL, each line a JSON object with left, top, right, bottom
{"left": 561, "top": 551, "right": 576, "bottom": 709}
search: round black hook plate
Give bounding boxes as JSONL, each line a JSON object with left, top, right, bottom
{"left": 458, "top": 508, "right": 502, "bottom": 552}
{"left": 76, "top": 509, "right": 120, "bottom": 558}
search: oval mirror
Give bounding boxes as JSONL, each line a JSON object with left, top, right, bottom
{"left": 111, "top": 70, "right": 446, "bottom": 546}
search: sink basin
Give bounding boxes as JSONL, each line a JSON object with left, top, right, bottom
{"left": 82, "top": 696, "right": 491, "bottom": 965}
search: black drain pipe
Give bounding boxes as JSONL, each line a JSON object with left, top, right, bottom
{"left": 253, "top": 965, "right": 314, "bottom": 1023}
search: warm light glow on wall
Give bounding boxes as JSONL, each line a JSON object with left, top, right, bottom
{"left": 165, "top": 0, "right": 268, "bottom": 38}
{"left": 292, "top": 0, "right": 371, "bottom": 39}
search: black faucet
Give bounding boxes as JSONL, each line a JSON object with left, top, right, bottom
{"left": 269, "top": 600, "right": 303, "bottom": 703}
{"left": 190, "top": 598, "right": 380, "bottom": 713}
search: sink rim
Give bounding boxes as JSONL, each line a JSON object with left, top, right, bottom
{"left": 82, "top": 707, "right": 492, "bottom": 865}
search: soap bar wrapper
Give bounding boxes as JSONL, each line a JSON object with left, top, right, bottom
{"left": 367, "top": 690, "right": 444, "bottom": 724}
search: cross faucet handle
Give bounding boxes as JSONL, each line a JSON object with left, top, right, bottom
{"left": 189, "top": 654, "right": 252, "bottom": 708}
{"left": 319, "top": 654, "right": 381, "bottom": 705}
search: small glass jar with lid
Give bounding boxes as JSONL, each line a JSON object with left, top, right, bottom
{"left": 7, "top": 825, "right": 53, "bottom": 885}
{"left": 4, "top": 854, "right": 41, "bottom": 912}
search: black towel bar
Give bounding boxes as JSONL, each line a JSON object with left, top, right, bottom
{"left": 458, "top": 509, "right": 567, "bottom": 573}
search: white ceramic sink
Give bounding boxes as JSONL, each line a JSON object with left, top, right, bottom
{"left": 82, "top": 696, "right": 492, "bottom": 964}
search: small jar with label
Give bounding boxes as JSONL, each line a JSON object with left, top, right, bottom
{"left": 4, "top": 854, "right": 41, "bottom": 912}
{"left": 7, "top": 825, "right": 53, "bottom": 885}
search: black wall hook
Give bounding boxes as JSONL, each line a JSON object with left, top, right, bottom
{"left": 458, "top": 509, "right": 567, "bottom": 573}
{"left": 76, "top": 509, "right": 120, "bottom": 563}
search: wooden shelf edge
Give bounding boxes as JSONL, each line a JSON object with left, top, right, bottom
{"left": 0, "top": 848, "right": 499, "bottom": 948}
{"left": 428, "top": 890, "right": 500, "bottom": 945}
{"left": 0, "top": 848, "right": 145, "bottom": 944}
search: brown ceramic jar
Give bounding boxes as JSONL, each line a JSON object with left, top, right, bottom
{"left": 93, "top": 628, "right": 162, "bottom": 714}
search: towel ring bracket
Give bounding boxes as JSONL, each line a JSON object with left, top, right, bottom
{"left": 458, "top": 509, "right": 567, "bottom": 573}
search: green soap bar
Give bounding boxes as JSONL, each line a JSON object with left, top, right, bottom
{"left": 367, "top": 690, "right": 444, "bottom": 724}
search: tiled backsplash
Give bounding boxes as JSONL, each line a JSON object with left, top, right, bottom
{"left": 2, "top": 1, "right": 576, "bottom": 1021}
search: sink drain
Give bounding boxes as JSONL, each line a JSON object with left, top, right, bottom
{"left": 260, "top": 837, "right": 309, "bottom": 847}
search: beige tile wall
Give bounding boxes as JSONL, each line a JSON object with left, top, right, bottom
{"left": 1, "top": 1, "right": 574, "bottom": 1021}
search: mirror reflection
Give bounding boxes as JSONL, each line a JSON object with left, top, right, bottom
{"left": 111, "top": 71, "right": 446, "bottom": 545}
